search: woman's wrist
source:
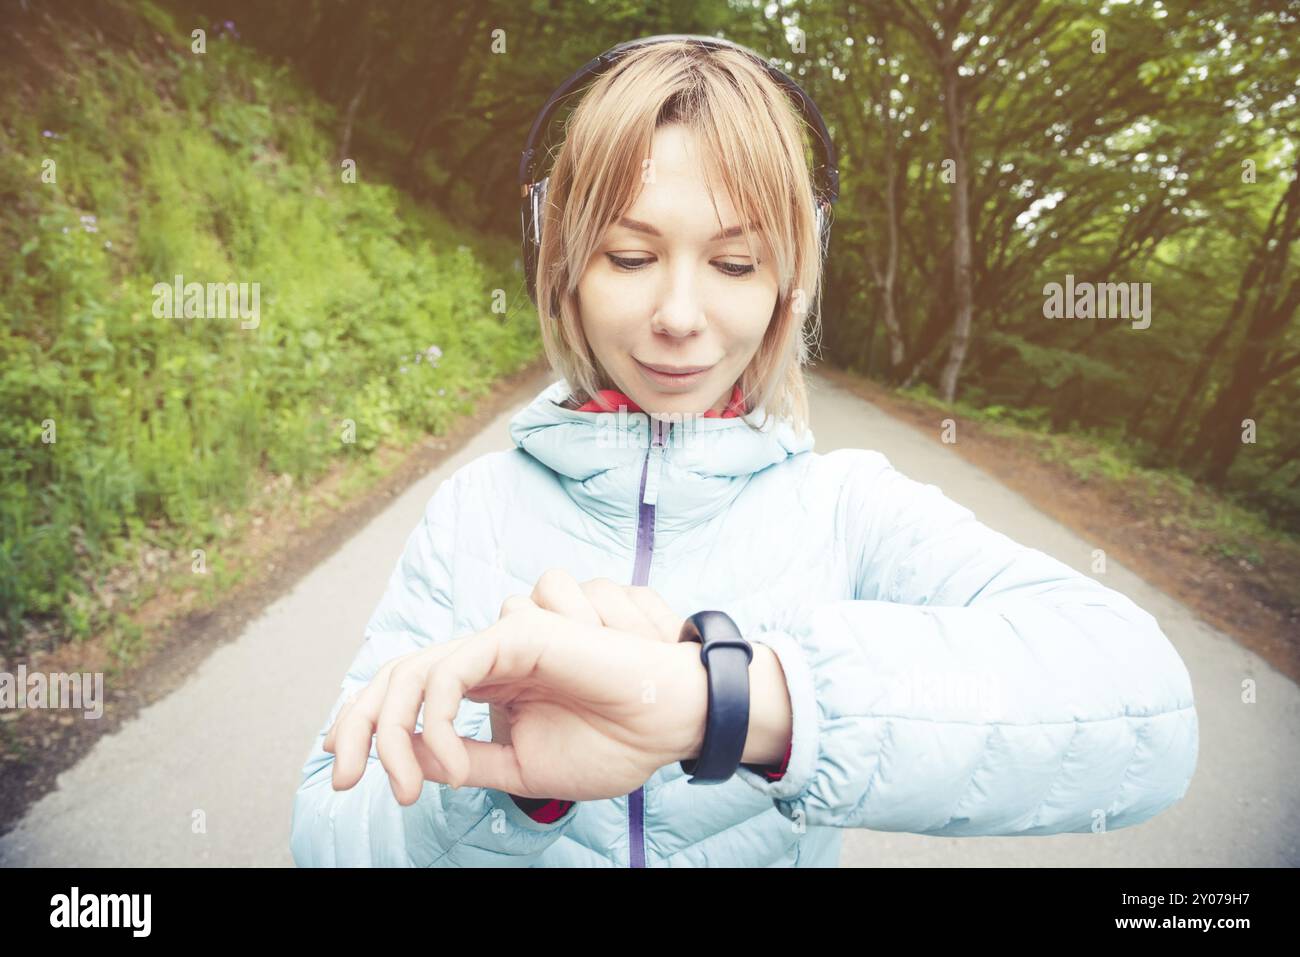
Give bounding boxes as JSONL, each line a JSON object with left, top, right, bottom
{"left": 741, "top": 643, "right": 794, "bottom": 765}
{"left": 670, "top": 641, "right": 710, "bottom": 762}
{"left": 671, "top": 639, "right": 792, "bottom": 767}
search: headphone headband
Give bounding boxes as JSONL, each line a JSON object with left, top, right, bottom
{"left": 519, "top": 34, "right": 839, "bottom": 203}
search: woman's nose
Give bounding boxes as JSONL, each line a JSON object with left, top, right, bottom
{"left": 651, "top": 266, "right": 708, "bottom": 337}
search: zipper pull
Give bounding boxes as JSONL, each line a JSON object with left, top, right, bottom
{"left": 641, "top": 419, "right": 669, "bottom": 506}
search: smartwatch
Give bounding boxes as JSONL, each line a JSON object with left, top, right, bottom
{"left": 677, "top": 610, "right": 752, "bottom": 784}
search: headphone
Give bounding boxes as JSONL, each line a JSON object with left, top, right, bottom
{"left": 518, "top": 34, "right": 840, "bottom": 309}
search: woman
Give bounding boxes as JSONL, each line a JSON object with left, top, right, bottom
{"left": 290, "top": 38, "right": 1198, "bottom": 867}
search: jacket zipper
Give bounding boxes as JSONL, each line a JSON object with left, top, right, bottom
{"left": 628, "top": 416, "right": 669, "bottom": 867}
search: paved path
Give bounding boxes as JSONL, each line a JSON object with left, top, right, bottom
{"left": 2, "top": 369, "right": 1295, "bottom": 866}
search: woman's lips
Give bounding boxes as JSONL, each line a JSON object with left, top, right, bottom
{"left": 634, "top": 359, "right": 714, "bottom": 391}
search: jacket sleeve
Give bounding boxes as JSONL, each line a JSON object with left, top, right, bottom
{"left": 289, "top": 471, "right": 579, "bottom": 867}
{"left": 735, "top": 450, "right": 1199, "bottom": 836}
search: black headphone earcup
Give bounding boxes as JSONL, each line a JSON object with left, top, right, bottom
{"left": 521, "top": 201, "right": 537, "bottom": 307}
{"left": 813, "top": 197, "right": 831, "bottom": 259}
{"left": 520, "top": 201, "right": 535, "bottom": 306}
{"left": 522, "top": 176, "right": 551, "bottom": 308}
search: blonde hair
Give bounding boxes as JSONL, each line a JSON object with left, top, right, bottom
{"left": 532, "top": 40, "right": 829, "bottom": 435}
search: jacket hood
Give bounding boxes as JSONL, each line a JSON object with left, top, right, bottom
{"left": 509, "top": 378, "right": 816, "bottom": 533}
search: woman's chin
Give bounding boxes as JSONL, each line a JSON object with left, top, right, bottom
{"left": 637, "top": 391, "right": 711, "bottom": 418}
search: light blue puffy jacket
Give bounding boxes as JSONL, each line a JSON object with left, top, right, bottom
{"left": 290, "top": 377, "right": 1199, "bottom": 867}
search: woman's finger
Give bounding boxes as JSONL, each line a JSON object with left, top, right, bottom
{"left": 373, "top": 634, "right": 475, "bottom": 805}
{"left": 455, "top": 736, "right": 529, "bottom": 795}
{"left": 622, "top": 586, "right": 688, "bottom": 643}
{"left": 323, "top": 688, "right": 362, "bottom": 754}
{"left": 375, "top": 656, "right": 437, "bottom": 806}
{"left": 529, "top": 567, "right": 603, "bottom": 627}
{"left": 576, "top": 578, "right": 664, "bottom": 641}
{"left": 580, "top": 577, "right": 687, "bottom": 644}
{"left": 521, "top": 569, "right": 667, "bottom": 644}
{"left": 498, "top": 594, "right": 536, "bottom": 618}
{"left": 406, "top": 726, "right": 528, "bottom": 800}
{"left": 330, "top": 657, "right": 404, "bottom": 790}
{"left": 405, "top": 727, "right": 464, "bottom": 789}
{"left": 421, "top": 614, "right": 547, "bottom": 789}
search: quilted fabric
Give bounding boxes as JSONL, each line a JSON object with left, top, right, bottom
{"left": 290, "top": 377, "right": 1199, "bottom": 867}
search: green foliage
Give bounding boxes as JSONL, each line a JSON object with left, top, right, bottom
{"left": 0, "top": 1, "right": 539, "bottom": 654}
{"left": 982, "top": 332, "right": 1128, "bottom": 392}
{"left": 1064, "top": 445, "right": 1136, "bottom": 484}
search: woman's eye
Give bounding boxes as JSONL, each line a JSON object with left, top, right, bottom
{"left": 715, "top": 261, "right": 756, "bottom": 278}
{"left": 607, "top": 254, "right": 652, "bottom": 272}
{"left": 606, "top": 254, "right": 755, "bottom": 278}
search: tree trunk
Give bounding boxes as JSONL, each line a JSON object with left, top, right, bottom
{"left": 338, "top": 44, "right": 373, "bottom": 164}
{"left": 877, "top": 25, "right": 906, "bottom": 372}
{"left": 1159, "top": 189, "right": 1288, "bottom": 458}
{"left": 1198, "top": 278, "right": 1300, "bottom": 483}
{"left": 937, "top": 50, "right": 974, "bottom": 403}
{"left": 1193, "top": 164, "right": 1300, "bottom": 483}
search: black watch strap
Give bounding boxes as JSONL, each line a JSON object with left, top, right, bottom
{"left": 678, "top": 610, "right": 752, "bottom": 784}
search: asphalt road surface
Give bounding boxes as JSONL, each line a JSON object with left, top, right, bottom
{"left": 2, "top": 368, "right": 1296, "bottom": 866}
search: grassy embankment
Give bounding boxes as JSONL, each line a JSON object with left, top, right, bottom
{"left": 0, "top": 2, "right": 540, "bottom": 673}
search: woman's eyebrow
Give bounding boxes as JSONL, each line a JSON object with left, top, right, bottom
{"left": 615, "top": 217, "right": 759, "bottom": 241}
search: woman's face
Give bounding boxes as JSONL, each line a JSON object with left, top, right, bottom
{"left": 576, "top": 122, "right": 779, "bottom": 416}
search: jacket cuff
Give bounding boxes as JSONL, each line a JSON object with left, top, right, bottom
{"left": 740, "top": 739, "right": 792, "bottom": 780}
{"left": 733, "top": 630, "right": 818, "bottom": 811}
{"left": 510, "top": 794, "right": 577, "bottom": 823}
{"left": 485, "top": 788, "right": 579, "bottom": 831}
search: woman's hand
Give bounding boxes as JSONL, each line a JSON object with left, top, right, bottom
{"left": 322, "top": 573, "right": 706, "bottom": 806}
{"left": 489, "top": 570, "right": 686, "bottom": 744}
